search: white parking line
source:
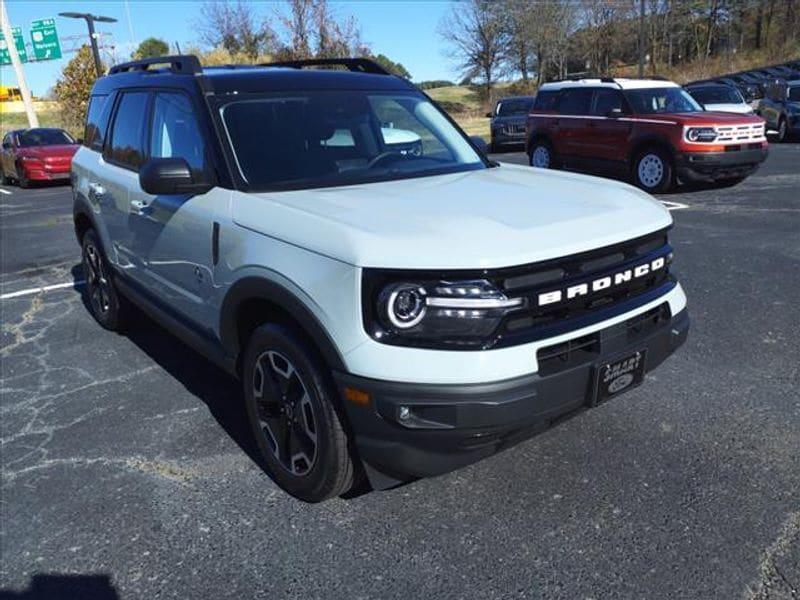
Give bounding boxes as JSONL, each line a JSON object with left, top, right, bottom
{"left": 0, "top": 280, "right": 85, "bottom": 300}
{"left": 661, "top": 200, "right": 689, "bottom": 211}
{"left": 0, "top": 188, "right": 12, "bottom": 195}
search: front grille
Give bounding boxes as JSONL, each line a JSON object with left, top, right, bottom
{"left": 716, "top": 123, "right": 765, "bottom": 143}
{"left": 491, "top": 229, "right": 673, "bottom": 348}
{"left": 505, "top": 124, "right": 525, "bottom": 134}
{"left": 536, "top": 303, "right": 671, "bottom": 376}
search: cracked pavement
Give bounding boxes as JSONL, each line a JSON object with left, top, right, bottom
{"left": 1, "top": 146, "right": 799, "bottom": 599}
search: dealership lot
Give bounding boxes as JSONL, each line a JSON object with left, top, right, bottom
{"left": 1, "top": 146, "right": 799, "bottom": 598}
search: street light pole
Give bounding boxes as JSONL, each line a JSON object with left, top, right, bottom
{"left": 0, "top": 0, "right": 38, "bottom": 127}
{"left": 58, "top": 12, "right": 117, "bottom": 77}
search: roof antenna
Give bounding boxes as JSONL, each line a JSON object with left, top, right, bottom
{"left": 175, "top": 41, "right": 182, "bottom": 54}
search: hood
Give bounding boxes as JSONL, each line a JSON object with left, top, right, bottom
{"left": 233, "top": 164, "right": 671, "bottom": 270}
{"left": 18, "top": 144, "right": 79, "bottom": 158}
{"left": 700, "top": 103, "right": 754, "bottom": 115}
{"left": 668, "top": 111, "right": 764, "bottom": 125}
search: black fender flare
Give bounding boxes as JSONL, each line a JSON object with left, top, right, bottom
{"left": 219, "top": 276, "right": 347, "bottom": 372}
{"left": 526, "top": 132, "right": 552, "bottom": 155}
{"left": 628, "top": 134, "right": 677, "bottom": 168}
{"left": 73, "top": 193, "right": 99, "bottom": 245}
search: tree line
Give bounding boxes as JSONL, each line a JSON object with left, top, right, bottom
{"left": 440, "top": 0, "right": 800, "bottom": 100}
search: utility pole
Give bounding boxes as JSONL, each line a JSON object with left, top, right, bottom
{"left": 0, "top": 0, "right": 38, "bottom": 127}
{"left": 638, "top": 0, "right": 645, "bottom": 77}
{"left": 58, "top": 12, "right": 117, "bottom": 77}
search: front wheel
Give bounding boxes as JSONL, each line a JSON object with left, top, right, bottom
{"left": 243, "top": 323, "right": 356, "bottom": 503}
{"left": 17, "top": 166, "right": 30, "bottom": 189}
{"left": 633, "top": 148, "right": 674, "bottom": 193}
{"left": 529, "top": 141, "right": 554, "bottom": 169}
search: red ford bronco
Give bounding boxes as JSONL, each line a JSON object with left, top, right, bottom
{"left": 526, "top": 78, "right": 768, "bottom": 192}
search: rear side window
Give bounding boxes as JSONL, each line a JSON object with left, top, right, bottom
{"left": 149, "top": 92, "right": 207, "bottom": 177}
{"left": 556, "top": 89, "right": 593, "bottom": 115}
{"left": 533, "top": 90, "right": 558, "bottom": 111}
{"left": 107, "top": 91, "right": 149, "bottom": 170}
{"left": 84, "top": 94, "right": 109, "bottom": 150}
{"left": 591, "top": 89, "right": 625, "bottom": 115}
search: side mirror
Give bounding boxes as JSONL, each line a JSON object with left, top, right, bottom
{"left": 607, "top": 107, "right": 624, "bottom": 118}
{"left": 485, "top": 112, "right": 493, "bottom": 118}
{"left": 75, "top": 138, "right": 84, "bottom": 145}
{"left": 469, "top": 135, "right": 489, "bottom": 154}
{"left": 139, "top": 157, "right": 212, "bottom": 196}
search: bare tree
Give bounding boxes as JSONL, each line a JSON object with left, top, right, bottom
{"left": 197, "top": 1, "right": 275, "bottom": 60}
{"left": 439, "top": 0, "right": 508, "bottom": 101}
{"left": 277, "top": 0, "right": 368, "bottom": 60}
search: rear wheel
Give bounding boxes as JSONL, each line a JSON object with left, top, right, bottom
{"left": 529, "top": 140, "right": 554, "bottom": 169}
{"left": 776, "top": 117, "right": 788, "bottom": 143}
{"left": 633, "top": 147, "right": 674, "bottom": 193}
{"left": 81, "top": 229, "right": 131, "bottom": 331}
{"left": 243, "top": 323, "right": 356, "bottom": 503}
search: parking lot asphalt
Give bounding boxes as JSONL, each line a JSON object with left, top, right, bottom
{"left": 2, "top": 146, "right": 799, "bottom": 599}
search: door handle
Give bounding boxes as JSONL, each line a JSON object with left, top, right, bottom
{"left": 88, "top": 182, "right": 105, "bottom": 197}
{"left": 130, "top": 199, "right": 149, "bottom": 214}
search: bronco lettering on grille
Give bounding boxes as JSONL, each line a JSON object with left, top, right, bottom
{"left": 537, "top": 256, "right": 666, "bottom": 307}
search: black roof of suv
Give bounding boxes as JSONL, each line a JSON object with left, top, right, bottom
{"left": 93, "top": 55, "right": 415, "bottom": 96}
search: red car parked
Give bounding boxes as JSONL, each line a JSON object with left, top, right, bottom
{"left": 526, "top": 78, "right": 768, "bottom": 192}
{"left": 0, "top": 128, "right": 79, "bottom": 188}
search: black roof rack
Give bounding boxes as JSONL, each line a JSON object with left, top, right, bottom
{"left": 259, "top": 57, "right": 391, "bottom": 75}
{"left": 108, "top": 55, "right": 202, "bottom": 75}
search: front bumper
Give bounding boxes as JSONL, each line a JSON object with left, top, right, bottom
{"left": 677, "top": 147, "right": 768, "bottom": 182}
{"left": 24, "top": 167, "right": 71, "bottom": 182}
{"left": 335, "top": 304, "right": 689, "bottom": 490}
{"left": 492, "top": 131, "right": 526, "bottom": 147}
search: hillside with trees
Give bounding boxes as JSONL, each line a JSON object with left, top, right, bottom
{"left": 440, "top": 0, "right": 800, "bottom": 103}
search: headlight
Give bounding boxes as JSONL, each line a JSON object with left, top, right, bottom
{"left": 382, "top": 283, "right": 427, "bottom": 329}
{"left": 365, "top": 274, "right": 525, "bottom": 349}
{"left": 685, "top": 127, "right": 717, "bottom": 142}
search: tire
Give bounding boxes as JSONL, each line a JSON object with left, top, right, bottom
{"left": 81, "top": 229, "right": 131, "bottom": 331}
{"left": 529, "top": 140, "right": 555, "bottom": 169}
{"left": 242, "top": 323, "right": 355, "bottom": 503}
{"left": 17, "top": 166, "right": 30, "bottom": 189}
{"left": 633, "top": 147, "right": 674, "bottom": 193}
{"left": 776, "top": 117, "right": 788, "bottom": 143}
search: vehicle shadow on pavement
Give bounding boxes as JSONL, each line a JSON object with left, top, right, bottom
{"left": 72, "top": 265, "right": 268, "bottom": 476}
{"left": 0, "top": 574, "right": 119, "bottom": 599}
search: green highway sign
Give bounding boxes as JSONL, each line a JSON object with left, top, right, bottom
{"left": 30, "top": 18, "right": 62, "bottom": 61}
{"left": 0, "top": 26, "right": 28, "bottom": 65}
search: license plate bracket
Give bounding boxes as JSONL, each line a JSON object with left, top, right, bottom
{"left": 592, "top": 349, "right": 647, "bottom": 406}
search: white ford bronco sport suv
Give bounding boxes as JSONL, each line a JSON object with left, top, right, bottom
{"left": 72, "top": 56, "right": 689, "bottom": 502}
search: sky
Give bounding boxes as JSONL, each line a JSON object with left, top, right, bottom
{"left": 1, "top": 0, "right": 458, "bottom": 96}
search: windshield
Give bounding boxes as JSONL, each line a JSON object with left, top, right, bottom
{"left": 789, "top": 87, "right": 800, "bottom": 101}
{"left": 18, "top": 129, "right": 74, "bottom": 147}
{"left": 220, "top": 91, "right": 485, "bottom": 190}
{"left": 496, "top": 99, "right": 533, "bottom": 116}
{"left": 625, "top": 87, "right": 703, "bottom": 114}
{"left": 688, "top": 86, "right": 744, "bottom": 105}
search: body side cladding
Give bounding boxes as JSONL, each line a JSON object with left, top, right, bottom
{"left": 219, "top": 276, "right": 347, "bottom": 374}
{"left": 114, "top": 274, "right": 238, "bottom": 376}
